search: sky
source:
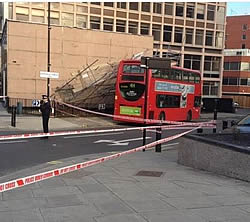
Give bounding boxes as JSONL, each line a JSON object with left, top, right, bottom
{"left": 227, "top": 2, "right": 250, "bottom": 16}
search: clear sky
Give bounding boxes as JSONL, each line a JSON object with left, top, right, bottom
{"left": 227, "top": 2, "right": 250, "bottom": 16}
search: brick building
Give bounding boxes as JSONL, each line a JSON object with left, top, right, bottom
{"left": 223, "top": 15, "right": 250, "bottom": 107}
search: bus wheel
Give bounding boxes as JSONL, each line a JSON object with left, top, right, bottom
{"left": 159, "top": 112, "right": 165, "bottom": 122}
{"left": 187, "top": 111, "right": 192, "bottom": 122}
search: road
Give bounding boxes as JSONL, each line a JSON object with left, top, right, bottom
{"left": 0, "top": 128, "right": 187, "bottom": 177}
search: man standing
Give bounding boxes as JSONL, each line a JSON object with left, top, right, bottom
{"left": 40, "top": 95, "right": 51, "bottom": 138}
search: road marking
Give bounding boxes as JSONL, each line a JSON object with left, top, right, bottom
{"left": 47, "top": 161, "right": 63, "bottom": 165}
{"left": 64, "top": 132, "right": 124, "bottom": 139}
{"left": 94, "top": 137, "right": 151, "bottom": 146}
{"left": 0, "top": 140, "right": 28, "bottom": 144}
{"left": 146, "top": 142, "right": 179, "bottom": 151}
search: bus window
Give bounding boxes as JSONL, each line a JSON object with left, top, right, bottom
{"left": 152, "top": 69, "right": 161, "bottom": 78}
{"left": 194, "top": 74, "right": 201, "bottom": 83}
{"left": 156, "top": 94, "right": 180, "bottom": 108}
{"left": 183, "top": 71, "right": 189, "bottom": 82}
{"left": 194, "top": 96, "right": 201, "bottom": 107}
{"left": 123, "top": 65, "right": 145, "bottom": 74}
{"left": 189, "top": 72, "right": 195, "bottom": 83}
{"left": 173, "top": 69, "right": 182, "bottom": 81}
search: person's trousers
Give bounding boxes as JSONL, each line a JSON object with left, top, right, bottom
{"left": 42, "top": 116, "right": 49, "bottom": 133}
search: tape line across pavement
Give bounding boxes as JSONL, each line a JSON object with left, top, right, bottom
{"left": 0, "top": 128, "right": 197, "bottom": 193}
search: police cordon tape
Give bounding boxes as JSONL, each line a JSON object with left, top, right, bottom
{"left": 0, "top": 127, "right": 198, "bottom": 193}
{"left": 58, "top": 101, "right": 216, "bottom": 126}
{"left": 0, "top": 122, "right": 214, "bottom": 141}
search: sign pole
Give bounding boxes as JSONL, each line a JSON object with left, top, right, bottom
{"left": 143, "top": 57, "right": 149, "bottom": 151}
{"left": 47, "top": 2, "right": 51, "bottom": 98}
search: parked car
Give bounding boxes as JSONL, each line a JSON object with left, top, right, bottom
{"left": 232, "top": 114, "right": 250, "bottom": 133}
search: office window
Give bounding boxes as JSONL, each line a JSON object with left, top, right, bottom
{"left": 50, "top": 11, "right": 59, "bottom": 25}
{"left": 77, "top": 6, "right": 87, "bottom": 13}
{"left": 140, "top": 23, "right": 150, "bottom": 35}
{"left": 142, "top": 2, "right": 150, "bottom": 12}
{"left": 205, "top": 31, "right": 213, "bottom": 46}
{"left": 230, "top": 62, "right": 240, "bottom": 70}
{"left": 76, "top": 14, "right": 87, "bottom": 28}
{"left": 243, "top": 24, "right": 248, "bottom": 30}
{"left": 32, "top": 9, "right": 45, "bottom": 23}
{"left": 186, "top": 28, "right": 193, "bottom": 44}
{"left": 216, "top": 6, "right": 225, "bottom": 30}
{"left": 153, "top": 3, "right": 162, "bottom": 14}
{"left": 16, "top": 7, "right": 29, "bottom": 21}
{"left": 186, "top": 3, "right": 195, "bottom": 18}
{"left": 195, "top": 29, "right": 204, "bottom": 45}
{"left": 129, "top": 2, "right": 138, "bottom": 11}
{"left": 153, "top": 51, "right": 160, "bottom": 57}
{"left": 90, "top": 16, "right": 101, "bottom": 29}
{"left": 62, "top": 13, "right": 74, "bottom": 26}
{"left": 228, "top": 78, "right": 238, "bottom": 85}
{"left": 117, "top": 2, "right": 126, "bottom": 9}
{"left": 197, "top": 4, "right": 205, "bottom": 19}
{"left": 241, "top": 62, "right": 250, "bottom": 71}
{"left": 103, "top": 18, "right": 113, "bottom": 31}
{"left": 51, "top": 2, "right": 60, "bottom": 10}
{"left": 242, "top": 34, "right": 246, "bottom": 40}
{"left": 174, "top": 27, "right": 183, "bottom": 43}
{"left": 163, "top": 25, "right": 172, "bottom": 42}
{"left": 152, "top": 24, "right": 161, "bottom": 41}
{"left": 129, "top": 21, "right": 138, "bottom": 34}
{"left": 32, "top": 2, "right": 44, "bottom": 7}
{"left": 91, "top": 2, "right": 100, "bottom": 5}
{"left": 203, "top": 81, "right": 219, "bottom": 96}
{"left": 204, "top": 56, "right": 220, "bottom": 72}
{"left": 184, "top": 55, "right": 201, "bottom": 70}
{"left": 242, "top": 44, "right": 246, "bottom": 49}
{"left": 240, "top": 78, "right": 248, "bottom": 85}
{"left": 116, "top": 19, "right": 126, "bottom": 32}
{"left": 104, "top": 2, "right": 113, "bottom": 7}
{"left": 9, "top": 3, "right": 13, "bottom": 19}
{"left": 207, "top": 5, "right": 215, "bottom": 21}
{"left": 62, "top": 3, "right": 74, "bottom": 11}
{"left": 165, "top": 2, "right": 173, "bottom": 15}
{"left": 216, "top": 32, "right": 223, "bottom": 48}
{"left": 176, "top": 3, "right": 184, "bottom": 17}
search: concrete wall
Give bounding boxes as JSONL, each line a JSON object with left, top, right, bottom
{"left": 178, "top": 136, "right": 250, "bottom": 182}
{"left": 6, "top": 20, "right": 153, "bottom": 99}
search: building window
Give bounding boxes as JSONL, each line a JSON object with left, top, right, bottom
{"left": 153, "top": 51, "right": 160, "bottom": 57}
{"left": 103, "top": 18, "right": 113, "bottom": 31}
{"left": 163, "top": 25, "right": 172, "bottom": 42}
{"left": 224, "top": 62, "right": 241, "bottom": 71}
{"left": 116, "top": 19, "right": 126, "bottom": 32}
{"left": 77, "top": 6, "right": 88, "bottom": 13}
{"left": 91, "top": 2, "right": 100, "bottom": 5}
{"left": 142, "top": 2, "right": 150, "bottom": 12}
{"left": 104, "top": 2, "right": 114, "bottom": 7}
{"left": 50, "top": 11, "right": 59, "bottom": 25}
{"left": 90, "top": 16, "right": 101, "bottom": 29}
{"left": 216, "top": 6, "right": 225, "bottom": 30}
{"left": 165, "top": 3, "right": 173, "bottom": 15}
{"left": 117, "top": 2, "right": 126, "bottom": 9}
{"left": 62, "top": 12, "right": 74, "bottom": 27}
{"left": 197, "top": 4, "right": 205, "bottom": 20}
{"left": 153, "top": 3, "right": 162, "bottom": 14}
{"left": 129, "top": 2, "right": 138, "bottom": 11}
{"left": 205, "top": 31, "right": 214, "bottom": 46}
{"left": 51, "top": 3, "right": 60, "bottom": 10}
{"left": 207, "top": 5, "right": 215, "bottom": 21}
{"left": 31, "top": 9, "right": 45, "bottom": 23}
{"left": 195, "top": 29, "right": 204, "bottom": 45}
{"left": 243, "top": 24, "right": 248, "bottom": 30}
{"left": 216, "top": 32, "right": 223, "bottom": 48}
{"left": 32, "top": 2, "right": 44, "bottom": 8}
{"left": 241, "top": 62, "right": 250, "bottom": 71}
{"left": 240, "top": 78, "right": 248, "bottom": 85}
{"left": 184, "top": 54, "right": 201, "bottom": 70}
{"left": 152, "top": 24, "right": 161, "bottom": 41}
{"left": 242, "top": 44, "right": 246, "bottom": 49}
{"left": 203, "top": 81, "right": 219, "bottom": 96}
{"left": 204, "top": 56, "right": 220, "bottom": 72}
{"left": 176, "top": 3, "right": 184, "bottom": 17}
{"left": 62, "top": 3, "right": 74, "bottom": 11}
{"left": 140, "top": 23, "right": 150, "bottom": 35}
{"left": 185, "top": 28, "right": 193, "bottom": 44}
{"left": 228, "top": 77, "right": 238, "bottom": 85}
{"left": 242, "top": 34, "right": 247, "bottom": 40}
{"left": 16, "top": 7, "right": 29, "bottom": 21}
{"left": 129, "top": 21, "right": 138, "bottom": 34}
{"left": 76, "top": 14, "right": 87, "bottom": 28}
{"left": 186, "top": 3, "right": 195, "bottom": 18}
{"left": 174, "top": 27, "right": 183, "bottom": 43}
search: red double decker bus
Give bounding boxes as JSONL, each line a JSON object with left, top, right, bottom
{"left": 114, "top": 59, "right": 202, "bottom": 123}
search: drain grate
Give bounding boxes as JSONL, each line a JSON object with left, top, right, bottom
{"left": 135, "top": 170, "right": 164, "bottom": 177}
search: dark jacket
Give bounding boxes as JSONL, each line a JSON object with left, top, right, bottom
{"left": 40, "top": 100, "right": 51, "bottom": 117}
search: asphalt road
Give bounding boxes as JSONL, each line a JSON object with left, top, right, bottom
{"left": 0, "top": 128, "right": 186, "bottom": 177}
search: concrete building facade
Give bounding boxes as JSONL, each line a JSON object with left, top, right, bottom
{"left": 0, "top": 2, "right": 227, "bottom": 102}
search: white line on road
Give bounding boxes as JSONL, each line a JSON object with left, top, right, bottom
{"left": 0, "top": 140, "right": 28, "bottom": 144}
{"left": 63, "top": 132, "right": 124, "bottom": 139}
{"left": 146, "top": 142, "right": 179, "bottom": 151}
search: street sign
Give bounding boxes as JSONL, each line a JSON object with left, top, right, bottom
{"left": 32, "top": 99, "right": 40, "bottom": 107}
{"left": 40, "top": 71, "right": 59, "bottom": 79}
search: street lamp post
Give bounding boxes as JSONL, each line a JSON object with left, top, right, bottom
{"left": 47, "top": 2, "right": 51, "bottom": 98}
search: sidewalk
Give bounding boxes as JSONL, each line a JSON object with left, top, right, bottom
{"left": 0, "top": 104, "right": 250, "bottom": 221}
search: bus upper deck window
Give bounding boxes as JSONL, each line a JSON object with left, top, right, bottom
{"left": 123, "top": 65, "right": 144, "bottom": 74}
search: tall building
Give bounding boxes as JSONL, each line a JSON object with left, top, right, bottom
{"left": 223, "top": 15, "right": 250, "bottom": 107}
{"left": 1, "top": 2, "right": 227, "bottom": 101}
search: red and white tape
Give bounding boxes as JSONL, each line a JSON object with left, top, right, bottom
{"left": 58, "top": 101, "right": 216, "bottom": 127}
{"left": 0, "top": 127, "right": 197, "bottom": 193}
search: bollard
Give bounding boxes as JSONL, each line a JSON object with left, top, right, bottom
{"left": 213, "top": 99, "right": 218, "bottom": 133}
{"left": 222, "top": 120, "right": 228, "bottom": 130}
{"left": 11, "top": 106, "right": 17, "bottom": 127}
{"left": 155, "top": 127, "right": 162, "bottom": 152}
{"left": 143, "top": 128, "right": 146, "bottom": 152}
